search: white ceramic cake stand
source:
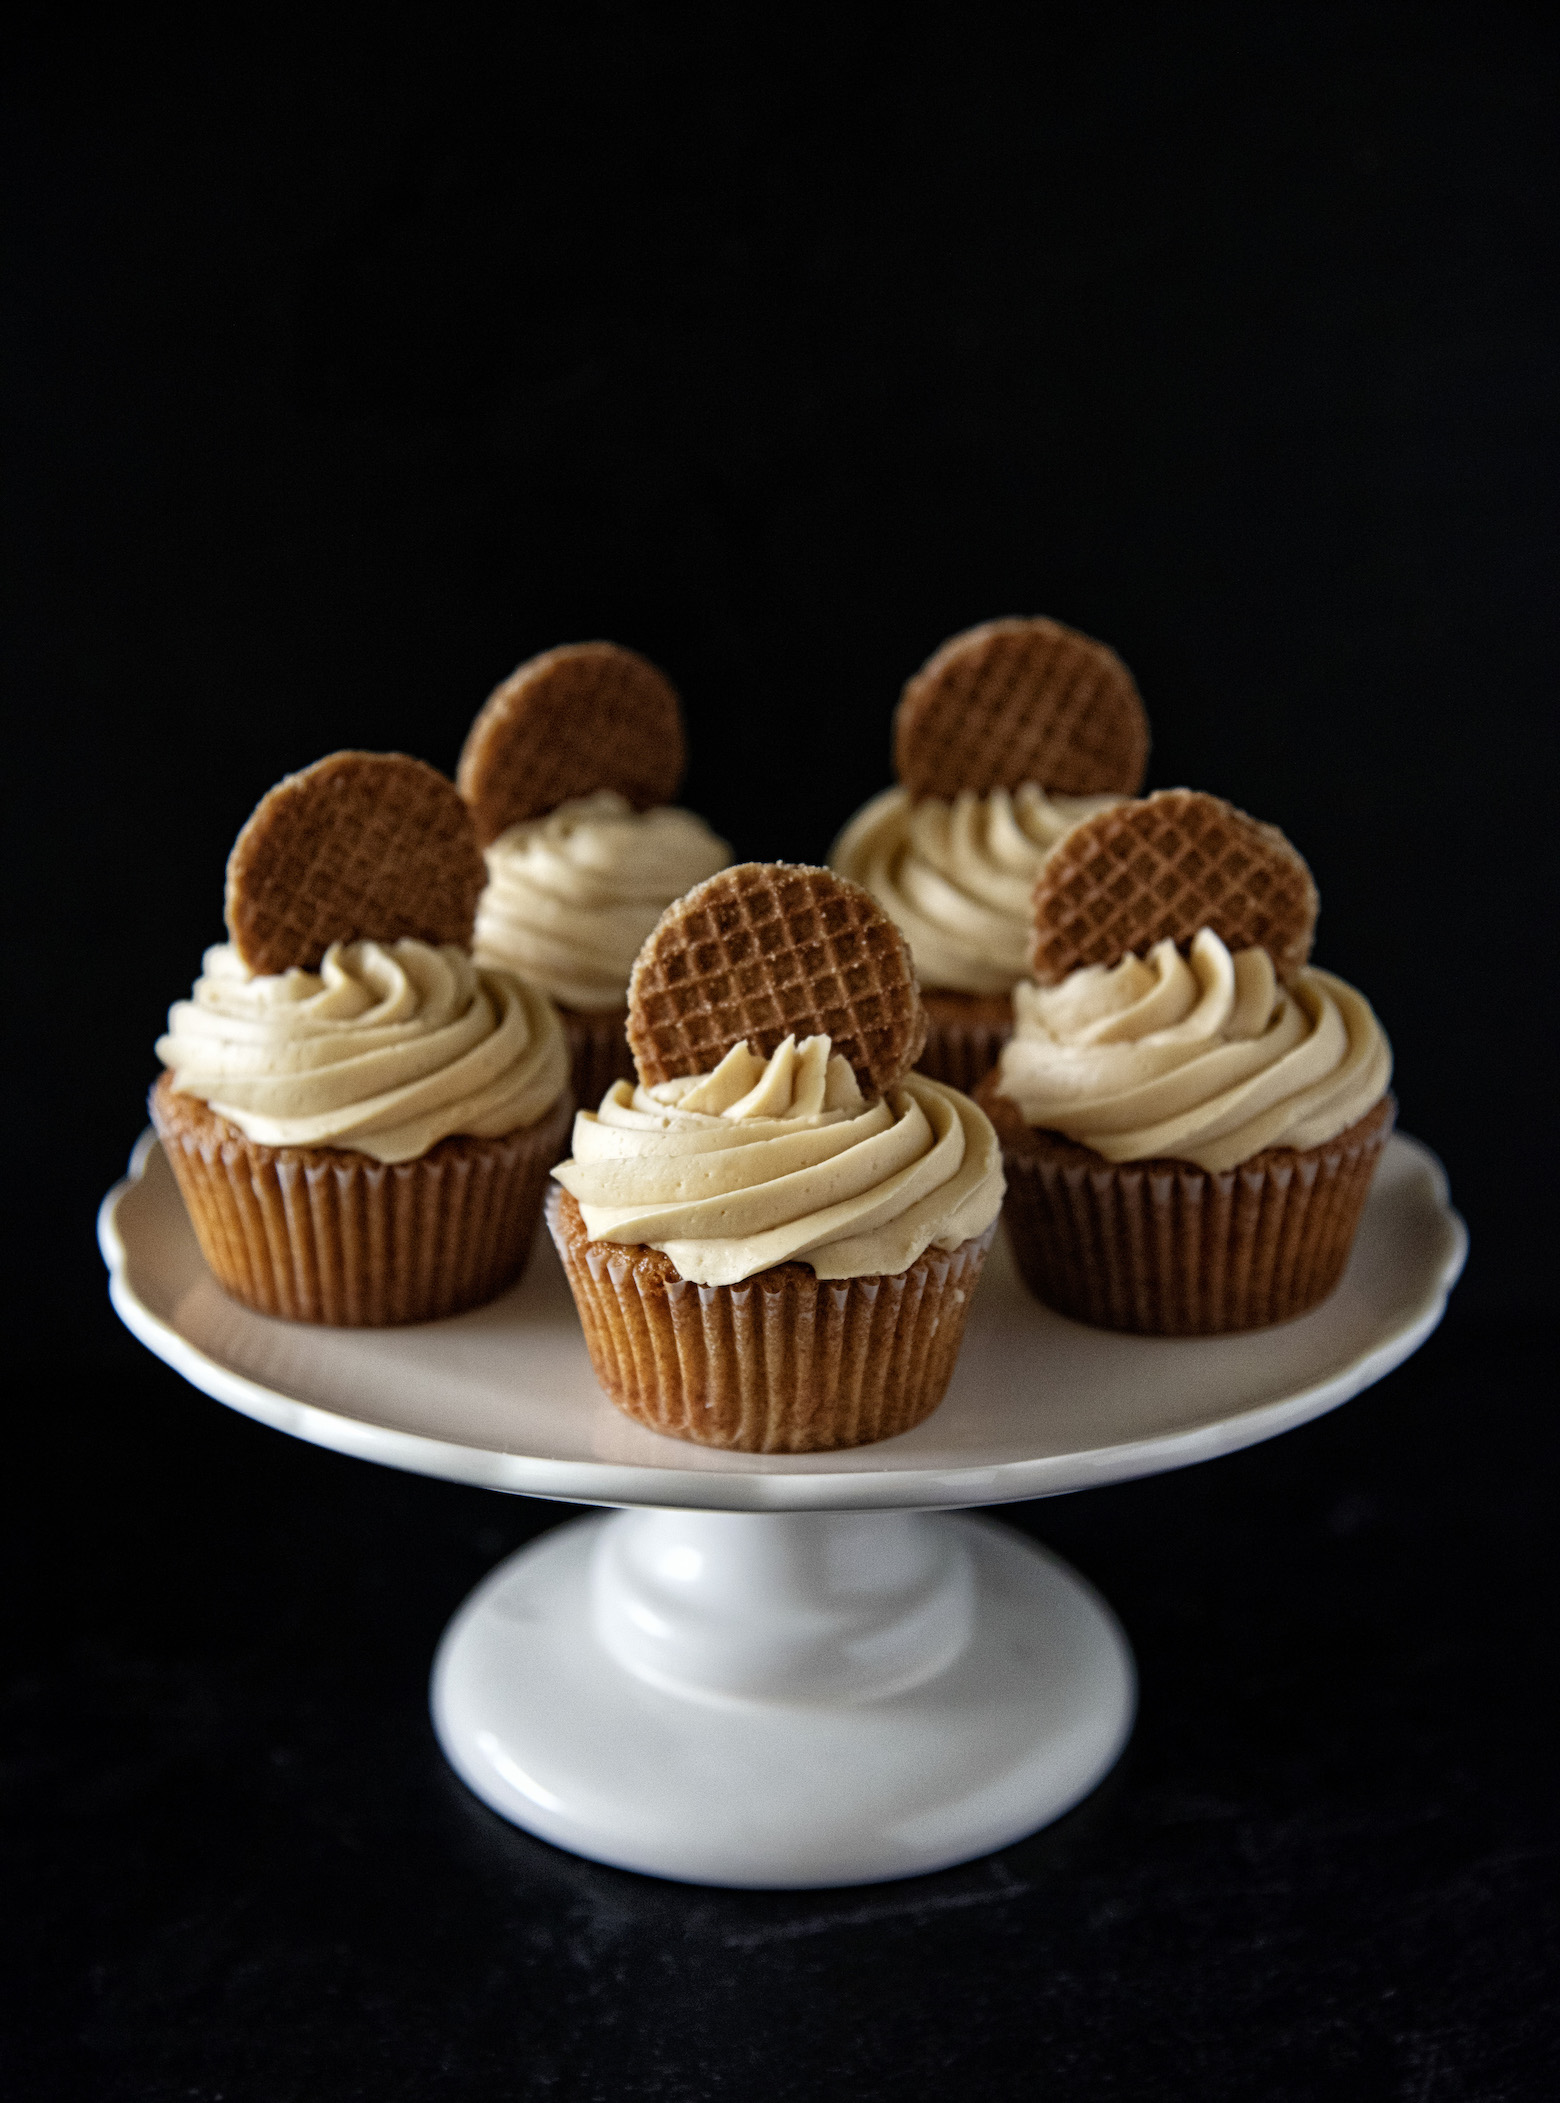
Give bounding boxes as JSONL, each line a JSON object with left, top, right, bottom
{"left": 100, "top": 1131, "right": 1464, "bottom": 1889}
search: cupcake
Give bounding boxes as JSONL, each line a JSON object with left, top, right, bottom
{"left": 831, "top": 617, "right": 1150, "bottom": 1092}
{"left": 974, "top": 790, "right": 1395, "bottom": 1335}
{"left": 457, "top": 641, "right": 731, "bottom": 1109}
{"left": 548, "top": 863, "right": 1005, "bottom": 1453}
{"left": 151, "top": 751, "right": 572, "bottom": 1326}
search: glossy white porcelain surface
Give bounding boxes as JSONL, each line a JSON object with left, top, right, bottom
{"left": 102, "top": 1129, "right": 1463, "bottom": 1887}
{"left": 431, "top": 1509, "right": 1136, "bottom": 1887}
{"left": 100, "top": 1131, "right": 1466, "bottom": 1514}
{"left": 592, "top": 1507, "right": 977, "bottom": 1702}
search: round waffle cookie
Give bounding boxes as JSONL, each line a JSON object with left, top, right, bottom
{"left": 224, "top": 751, "right": 488, "bottom": 976}
{"left": 1029, "top": 790, "right": 1319, "bottom": 987}
{"left": 894, "top": 616, "right": 1149, "bottom": 802}
{"left": 457, "top": 641, "right": 686, "bottom": 844}
{"left": 627, "top": 863, "right": 928, "bottom": 1098}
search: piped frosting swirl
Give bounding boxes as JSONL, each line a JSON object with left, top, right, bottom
{"left": 157, "top": 939, "right": 568, "bottom": 1163}
{"left": 473, "top": 790, "right": 731, "bottom": 1012}
{"left": 993, "top": 929, "right": 1391, "bottom": 1172}
{"left": 553, "top": 1034, "right": 1004, "bottom": 1285}
{"left": 831, "top": 782, "right": 1121, "bottom": 995}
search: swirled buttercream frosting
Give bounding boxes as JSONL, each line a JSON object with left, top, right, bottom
{"left": 157, "top": 940, "right": 569, "bottom": 1163}
{"left": 472, "top": 789, "right": 731, "bottom": 1011}
{"left": 994, "top": 929, "right": 1391, "bottom": 1173}
{"left": 831, "top": 783, "right": 1121, "bottom": 994}
{"left": 552, "top": 1034, "right": 1004, "bottom": 1286}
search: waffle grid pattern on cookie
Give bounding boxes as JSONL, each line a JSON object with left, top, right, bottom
{"left": 896, "top": 617, "right": 1149, "bottom": 801}
{"left": 458, "top": 641, "right": 685, "bottom": 841}
{"left": 627, "top": 864, "right": 927, "bottom": 1098}
{"left": 225, "top": 752, "right": 487, "bottom": 976}
{"left": 1029, "top": 790, "right": 1318, "bottom": 985}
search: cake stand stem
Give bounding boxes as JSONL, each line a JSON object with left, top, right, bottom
{"left": 431, "top": 1505, "right": 1136, "bottom": 1889}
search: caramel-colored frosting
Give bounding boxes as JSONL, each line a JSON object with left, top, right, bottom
{"left": 830, "top": 783, "right": 1122, "bottom": 994}
{"left": 472, "top": 790, "right": 731, "bottom": 1012}
{"left": 157, "top": 940, "right": 569, "bottom": 1163}
{"left": 552, "top": 1034, "right": 1004, "bottom": 1286}
{"left": 994, "top": 929, "right": 1392, "bottom": 1172}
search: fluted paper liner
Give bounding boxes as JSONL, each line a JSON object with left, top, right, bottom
{"left": 559, "top": 1004, "right": 637, "bottom": 1113}
{"left": 915, "top": 991, "right": 1014, "bottom": 1094}
{"left": 151, "top": 1074, "right": 573, "bottom": 1325}
{"left": 549, "top": 1188, "right": 996, "bottom": 1453}
{"left": 974, "top": 1078, "right": 1394, "bottom": 1334}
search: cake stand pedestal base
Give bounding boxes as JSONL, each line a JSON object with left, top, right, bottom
{"left": 431, "top": 1506, "right": 1136, "bottom": 1888}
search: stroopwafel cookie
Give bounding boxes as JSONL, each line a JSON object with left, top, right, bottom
{"left": 225, "top": 751, "right": 488, "bottom": 976}
{"left": 626, "top": 863, "right": 927, "bottom": 1097}
{"left": 457, "top": 641, "right": 685, "bottom": 844}
{"left": 895, "top": 616, "right": 1149, "bottom": 802}
{"left": 1029, "top": 789, "right": 1319, "bottom": 986}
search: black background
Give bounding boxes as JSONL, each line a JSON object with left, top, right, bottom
{"left": 5, "top": 6, "right": 1558, "bottom": 2098}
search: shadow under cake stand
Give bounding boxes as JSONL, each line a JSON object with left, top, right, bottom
{"left": 100, "top": 1132, "right": 1465, "bottom": 1889}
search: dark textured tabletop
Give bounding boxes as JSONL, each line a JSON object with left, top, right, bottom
{"left": 6, "top": 6, "right": 1557, "bottom": 2096}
